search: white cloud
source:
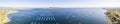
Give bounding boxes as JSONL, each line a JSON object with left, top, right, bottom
{"left": 53, "top": 3, "right": 120, "bottom": 7}
{"left": 50, "top": 0, "right": 120, "bottom": 7}
{"left": 0, "top": 0, "right": 120, "bottom": 7}
{"left": 0, "top": 2, "right": 49, "bottom": 8}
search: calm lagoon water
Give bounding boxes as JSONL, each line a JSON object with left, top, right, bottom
{"left": 7, "top": 8, "right": 108, "bottom": 24}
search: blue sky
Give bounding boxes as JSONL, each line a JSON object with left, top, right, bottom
{"left": 0, "top": 0, "right": 120, "bottom": 7}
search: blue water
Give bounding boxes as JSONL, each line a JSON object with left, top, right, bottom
{"left": 7, "top": 8, "right": 108, "bottom": 24}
